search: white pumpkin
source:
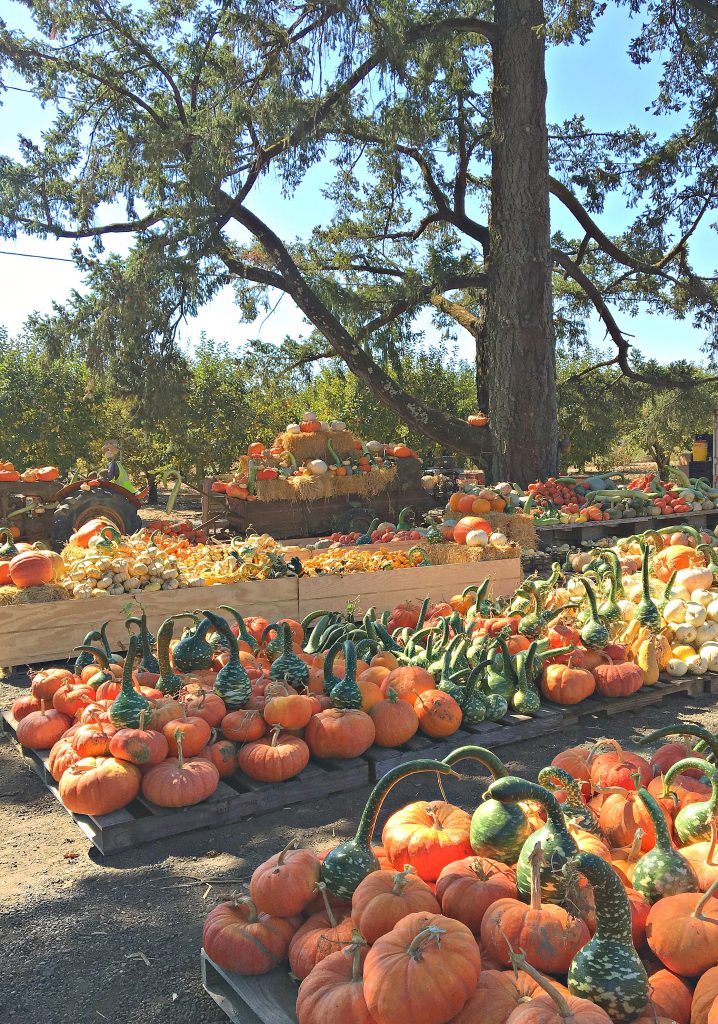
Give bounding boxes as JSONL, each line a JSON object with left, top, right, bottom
{"left": 302, "top": 411, "right": 318, "bottom": 422}
{"left": 685, "top": 654, "right": 708, "bottom": 675}
{"left": 665, "top": 658, "right": 689, "bottom": 678}
{"left": 365, "top": 440, "right": 384, "bottom": 454}
{"left": 286, "top": 422, "right": 301, "bottom": 434}
{"left": 663, "top": 599, "right": 687, "bottom": 624}
{"left": 695, "top": 621, "right": 718, "bottom": 647}
{"left": 706, "top": 598, "right": 718, "bottom": 623}
{"left": 699, "top": 642, "right": 718, "bottom": 672}
{"left": 489, "top": 532, "right": 508, "bottom": 545}
{"left": 307, "top": 459, "right": 328, "bottom": 475}
{"left": 690, "top": 589, "right": 715, "bottom": 608}
{"left": 676, "top": 566, "right": 714, "bottom": 593}
{"left": 329, "top": 420, "right": 346, "bottom": 431}
{"left": 684, "top": 602, "right": 708, "bottom": 627}
{"left": 465, "top": 530, "right": 488, "bottom": 548}
{"left": 672, "top": 623, "right": 697, "bottom": 645}
{"left": 670, "top": 583, "right": 692, "bottom": 602}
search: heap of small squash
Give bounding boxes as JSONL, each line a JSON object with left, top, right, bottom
{"left": 202, "top": 729, "right": 718, "bottom": 1024}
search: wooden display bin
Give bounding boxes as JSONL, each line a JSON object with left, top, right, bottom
{"left": 0, "top": 578, "right": 299, "bottom": 668}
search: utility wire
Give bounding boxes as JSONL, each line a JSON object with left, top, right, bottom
{"left": 0, "top": 250, "right": 75, "bottom": 263}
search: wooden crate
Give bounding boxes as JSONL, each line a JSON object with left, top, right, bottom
{"left": 362, "top": 706, "right": 569, "bottom": 781}
{"left": 0, "top": 577, "right": 299, "bottom": 668}
{"left": 549, "top": 675, "right": 710, "bottom": 719}
{"left": 2, "top": 712, "right": 368, "bottom": 855}
{"left": 297, "top": 558, "right": 521, "bottom": 618}
{"left": 201, "top": 951, "right": 297, "bottom": 1024}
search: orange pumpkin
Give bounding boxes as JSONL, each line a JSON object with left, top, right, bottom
{"left": 60, "top": 756, "right": 142, "bottom": 815}
{"left": 203, "top": 899, "right": 298, "bottom": 975}
{"left": 380, "top": 666, "right": 435, "bottom": 705}
{"left": 263, "top": 694, "right": 314, "bottom": 730}
{"left": 382, "top": 801, "right": 473, "bottom": 882}
{"left": 30, "top": 667, "right": 75, "bottom": 702}
{"left": 250, "top": 842, "right": 322, "bottom": 917}
{"left": 652, "top": 544, "right": 702, "bottom": 582}
{"left": 238, "top": 728, "right": 310, "bottom": 781}
{"left": 645, "top": 882, "right": 718, "bottom": 976}
{"left": 221, "top": 709, "right": 266, "bottom": 742}
{"left": 369, "top": 689, "right": 419, "bottom": 747}
{"left": 540, "top": 659, "right": 596, "bottom": 705}
{"left": 352, "top": 867, "right": 440, "bottom": 944}
{"left": 295, "top": 945, "right": 373, "bottom": 1024}
{"left": 8, "top": 549, "right": 54, "bottom": 587}
{"left": 198, "top": 739, "right": 238, "bottom": 778}
{"left": 468, "top": 412, "right": 489, "bottom": 427}
{"left": 305, "top": 708, "right": 375, "bottom": 758}
{"left": 357, "top": 678, "right": 384, "bottom": 712}
{"left": 436, "top": 855, "right": 517, "bottom": 936}
{"left": 453, "top": 516, "right": 492, "bottom": 545}
{"left": 16, "top": 702, "right": 72, "bottom": 749}
{"left": 414, "top": 689, "right": 462, "bottom": 737}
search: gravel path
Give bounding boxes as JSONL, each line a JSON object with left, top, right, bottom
{"left": 1, "top": 680, "right": 716, "bottom": 1024}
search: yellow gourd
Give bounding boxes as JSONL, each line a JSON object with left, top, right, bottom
{"left": 672, "top": 644, "right": 698, "bottom": 662}
{"left": 653, "top": 632, "right": 672, "bottom": 670}
{"left": 637, "top": 636, "right": 659, "bottom": 685}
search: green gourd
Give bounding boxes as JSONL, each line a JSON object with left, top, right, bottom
{"left": 109, "top": 635, "right": 152, "bottom": 729}
{"left": 269, "top": 622, "right": 309, "bottom": 687}
{"left": 631, "top": 787, "right": 699, "bottom": 903}
{"left": 261, "top": 623, "right": 285, "bottom": 661}
{"left": 664, "top": 758, "right": 718, "bottom": 845}
{"left": 580, "top": 578, "right": 609, "bottom": 649}
{"left": 0, "top": 528, "right": 18, "bottom": 559}
{"left": 172, "top": 615, "right": 213, "bottom": 673}
{"left": 511, "top": 642, "right": 541, "bottom": 715}
{"left": 72, "top": 645, "right": 113, "bottom": 689}
{"left": 566, "top": 852, "right": 649, "bottom": 1022}
{"left": 301, "top": 607, "right": 335, "bottom": 635}
{"left": 533, "top": 562, "right": 562, "bottom": 598}
{"left": 125, "top": 613, "right": 156, "bottom": 650}
{"left": 204, "top": 609, "right": 251, "bottom": 710}
{"left": 156, "top": 616, "right": 183, "bottom": 696}
{"left": 371, "top": 620, "right": 402, "bottom": 653}
{"left": 322, "top": 637, "right": 344, "bottom": 697}
{"left": 657, "top": 570, "right": 678, "bottom": 613}
{"left": 639, "top": 722, "right": 718, "bottom": 762}
{"left": 73, "top": 630, "right": 102, "bottom": 675}
{"left": 486, "top": 776, "right": 579, "bottom": 905}
{"left": 599, "top": 548, "right": 625, "bottom": 599}
{"left": 485, "top": 637, "right": 516, "bottom": 700}
{"left": 518, "top": 589, "right": 569, "bottom": 639}
{"left": 538, "top": 765, "right": 605, "bottom": 838}
{"left": 435, "top": 647, "right": 465, "bottom": 703}
{"left": 329, "top": 641, "right": 362, "bottom": 710}
{"left": 598, "top": 571, "right": 622, "bottom": 625}
{"left": 484, "top": 693, "right": 509, "bottom": 721}
{"left": 303, "top": 613, "right": 335, "bottom": 656}
{"left": 634, "top": 543, "right": 661, "bottom": 631}
{"left": 443, "top": 747, "right": 538, "bottom": 864}
{"left": 320, "top": 758, "right": 457, "bottom": 899}
{"left": 458, "top": 662, "right": 491, "bottom": 723}
{"left": 126, "top": 611, "right": 159, "bottom": 676}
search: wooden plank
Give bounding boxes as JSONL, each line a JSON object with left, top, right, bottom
{"left": 0, "top": 576, "right": 300, "bottom": 666}
{"left": 297, "top": 559, "right": 521, "bottom": 618}
{"left": 201, "top": 952, "right": 297, "bottom": 1024}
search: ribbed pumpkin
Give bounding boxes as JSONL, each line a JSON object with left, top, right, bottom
{"left": 288, "top": 888, "right": 353, "bottom": 980}
{"left": 221, "top": 709, "right": 266, "bottom": 742}
{"left": 305, "top": 708, "right": 375, "bottom": 758}
{"left": 16, "top": 702, "right": 71, "bottom": 749}
{"left": 30, "top": 667, "right": 75, "bottom": 702}
{"left": 645, "top": 880, "right": 718, "bottom": 976}
{"left": 198, "top": 739, "right": 238, "bottom": 778}
{"left": 202, "top": 898, "right": 299, "bottom": 975}
{"left": 414, "top": 689, "right": 462, "bottom": 737}
{"left": 238, "top": 727, "right": 309, "bottom": 781}
{"left": 109, "top": 723, "right": 169, "bottom": 765}
{"left": 436, "top": 855, "right": 517, "bottom": 935}
{"left": 380, "top": 666, "right": 436, "bottom": 705}
{"left": 59, "top": 756, "right": 142, "bottom": 815}
{"left": 369, "top": 688, "right": 419, "bottom": 746}
{"left": 142, "top": 735, "right": 219, "bottom": 807}
{"left": 352, "top": 867, "right": 440, "bottom": 943}
{"left": 382, "top": 801, "right": 473, "bottom": 882}
{"left": 295, "top": 943, "right": 373, "bottom": 1024}
{"left": 11, "top": 693, "right": 41, "bottom": 721}
{"left": 8, "top": 549, "right": 53, "bottom": 587}
{"left": 250, "top": 841, "right": 321, "bottom": 918}
{"left": 48, "top": 738, "right": 80, "bottom": 781}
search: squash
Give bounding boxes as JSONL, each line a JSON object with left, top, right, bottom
{"left": 645, "top": 878, "right": 718, "bottom": 977}
{"left": 321, "top": 758, "right": 456, "bottom": 899}
{"left": 567, "top": 852, "right": 649, "bottom": 1022}
{"left": 382, "top": 800, "right": 473, "bottom": 882}
{"left": 537, "top": 766, "right": 603, "bottom": 837}
{"left": 631, "top": 787, "right": 700, "bottom": 904}
{"left": 295, "top": 940, "right": 373, "bottom": 1024}
{"left": 288, "top": 886, "right": 353, "bottom": 979}
{"left": 109, "top": 635, "right": 152, "bottom": 730}
{"left": 202, "top": 898, "right": 298, "bottom": 975}
{"left": 664, "top": 758, "right": 718, "bottom": 845}
{"left": 8, "top": 549, "right": 54, "bottom": 588}
{"left": 249, "top": 840, "right": 321, "bottom": 918}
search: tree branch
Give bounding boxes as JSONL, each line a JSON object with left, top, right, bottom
{"left": 19, "top": 212, "right": 165, "bottom": 239}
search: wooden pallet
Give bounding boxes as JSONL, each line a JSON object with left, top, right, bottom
{"left": 201, "top": 951, "right": 297, "bottom": 1024}
{"left": 362, "top": 706, "right": 570, "bottom": 780}
{"left": 548, "top": 674, "right": 712, "bottom": 720}
{"left": 1, "top": 712, "right": 368, "bottom": 855}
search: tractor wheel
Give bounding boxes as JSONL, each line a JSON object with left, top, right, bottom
{"left": 51, "top": 489, "right": 142, "bottom": 547}
{"left": 333, "top": 507, "right": 376, "bottom": 535}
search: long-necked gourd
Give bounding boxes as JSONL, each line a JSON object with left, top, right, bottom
{"left": 458, "top": 662, "right": 492, "bottom": 723}
{"left": 127, "top": 611, "right": 159, "bottom": 675}
{"left": 664, "top": 757, "right": 718, "bottom": 845}
{"left": 329, "top": 641, "right": 362, "bottom": 710}
{"left": 109, "top": 634, "right": 152, "bottom": 729}
{"left": 125, "top": 613, "right": 157, "bottom": 652}
{"left": 73, "top": 644, "right": 113, "bottom": 690}
{"left": 631, "top": 787, "right": 699, "bottom": 903}
{"left": 639, "top": 722, "right": 718, "bottom": 762}
{"left": 518, "top": 590, "right": 568, "bottom": 639}
{"left": 512, "top": 642, "right": 541, "bottom": 715}
{"left": 156, "top": 616, "right": 183, "bottom": 696}
{"left": 635, "top": 543, "right": 661, "bottom": 631}
{"left": 598, "top": 570, "right": 622, "bottom": 625}
{"left": 485, "top": 776, "right": 579, "bottom": 904}
{"left": 442, "top": 746, "right": 538, "bottom": 863}
{"left": 320, "top": 758, "right": 457, "bottom": 899}
{"left": 269, "top": 622, "right": 309, "bottom": 687}
{"left": 566, "top": 852, "right": 649, "bottom": 1022}
{"left": 538, "top": 765, "right": 605, "bottom": 838}
{"left": 580, "top": 579, "right": 610, "bottom": 649}
{"left": 204, "top": 609, "right": 251, "bottom": 710}
{"left": 99, "top": 620, "right": 124, "bottom": 664}
{"left": 485, "top": 636, "right": 517, "bottom": 700}
{"left": 172, "top": 614, "right": 213, "bottom": 673}
{"left": 219, "top": 605, "right": 259, "bottom": 653}
{"left": 73, "top": 630, "right": 102, "bottom": 675}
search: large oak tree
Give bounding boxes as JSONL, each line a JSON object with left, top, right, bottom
{"left": 1, "top": 0, "right": 717, "bottom": 482}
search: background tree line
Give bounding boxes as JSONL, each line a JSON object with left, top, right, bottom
{"left": 0, "top": 324, "right": 713, "bottom": 485}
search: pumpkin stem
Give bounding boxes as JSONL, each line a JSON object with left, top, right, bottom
{"left": 425, "top": 805, "right": 444, "bottom": 831}
{"left": 391, "top": 866, "right": 415, "bottom": 895}
{"left": 175, "top": 729, "right": 184, "bottom": 770}
{"left": 314, "top": 881, "right": 339, "bottom": 929}
{"left": 628, "top": 830, "right": 644, "bottom": 864}
{"left": 386, "top": 687, "right": 398, "bottom": 704}
{"left": 405, "top": 924, "right": 446, "bottom": 960}
{"left": 235, "top": 895, "right": 259, "bottom": 924}
{"left": 40, "top": 698, "right": 47, "bottom": 717}
{"left": 276, "top": 839, "right": 298, "bottom": 867}
{"left": 692, "top": 877, "right": 718, "bottom": 918}
{"left": 139, "top": 709, "right": 146, "bottom": 731}
{"left": 269, "top": 724, "right": 282, "bottom": 748}
{"left": 529, "top": 840, "right": 543, "bottom": 912}
{"left": 507, "top": 950, "right": 574, "bottom": 1020}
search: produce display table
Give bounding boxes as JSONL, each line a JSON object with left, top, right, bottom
{"left": 0, "top": 558, "right": 521, "bottom": 667}
{"left": 535, "top": 507, "right": 718, "bottom": 546}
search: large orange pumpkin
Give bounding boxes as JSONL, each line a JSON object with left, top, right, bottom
{"left": 30, "top": 667, "right": 75, "bottom": 702}
{"left": 109, "top": 725, "right": 169, "bottom": 765}
{"left": 380, "top": 666, "right": 435, "bottom": 705}
{"left": 645, "top": 882, "right": 718, "bottom": 976}
{"left": 221, "top": 709, "right": 266, "bottom": 742}
{"left": 295, "top": 945, "right": 373, "bottom": 1024}
{"left": 363, "top": 911, "right": 481, "bottom": 1024}
{"left": 250, "top": 842, "right": 321, "bottom": 918}
{"left": 369, "top": 688, "right": 419, "bottom": 747}
{"left": 263, "top": 693, "right": 314, "bottom": 730}
{"left": 382, "top": 801, "right": 473, "bottom": 882}
{"left": 453, "top": 516, "right": 492, "bottom": 545}
{"left": 436, "top": 855, "right": 517, "bottom": 935}
{"left": 652, "top": 544, "right": 702, "bottom": 582}
{"left": 59, "top": 756, "right": 142, "bottom": 815}
{"left": 288, "top": 901, "right": 353, "bottom": 980}
{"left": 8, "top": 550, "right": 53, "bottom": 587}
{"left": 305, "top": 708, "right": 375, "bottom": 758}
{"left": 449, "top": 969, "right": 572, "bottom": 1024}
{"left": 238, "top": 728, "right": 310, "bottom": 781}
{"left": 16, "top": 702, "right": 71, "bottom": 749}
{"left": 142, "top": 749, "right": 219, "bottom": 806}
{"left": 352, "top": 867, "right": 440, "bottom": 944}
{"left": 414, "top": 689, "right": 462, "bottom": 737}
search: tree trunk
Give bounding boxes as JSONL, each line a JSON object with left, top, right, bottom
{"left": 484, "top": 0, "right": 557, "bottom": 485}
{"left": 143, "top": 469, "right": 158, "bottom": 504}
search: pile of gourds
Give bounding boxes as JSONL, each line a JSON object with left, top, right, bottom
{"left": 60, "top": 528, "right": 196, "bottom": 597}
{"left": 201, "top": 728, "right": 718, "bottom": 1024}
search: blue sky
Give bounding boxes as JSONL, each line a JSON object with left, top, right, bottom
{"left": 0, "top": 4, "right": 714, "bottom": 365}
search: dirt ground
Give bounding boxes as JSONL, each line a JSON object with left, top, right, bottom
{"left": 1, "top": 683, "right": 716, "bottom": 1024}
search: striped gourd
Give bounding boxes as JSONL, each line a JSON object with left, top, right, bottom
{"left": 537, "top": 765, "right": 605, "bottom": 838}
{"left": 443, "top": 746, "right": 535, "bottom": 864}
{"left": 631, "top": 787, "right": 699, "bottom": 904}
{"left": 665, "top": 757, "right": 718, "bottom": 845}
{"left": 567, "top": 852, "right": 649, "bottom": 1022}
{"left": 320, "top": 757, "right": 456, "bottom": 900}
{"left": 329, "top": 641, "right": 362, "bottom": 710}
{"left": 485, "top": 776, "right": 579, "bottom": 904}
{"left": 269, "top": 623, "right": 308, "bottom": 687}
{"left": 205, "top": 610, "right": 251, "bottom": 710}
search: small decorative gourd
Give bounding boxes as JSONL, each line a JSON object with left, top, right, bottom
{"left": 269, "top": 622, "right": 309, "bottom": 687}
{"left": 538, "top": 765, "right": 604, "bottom": 838}
{"left": 486, "top": 776, "right": 579, "bottom": 906}
{"left": 73, "top": 630, "right": 102, "bottom": 675}
{"left": 172, "top": 615, "right": 213, "bottom": 673}
{"left": 580, "top": 579, "right": 609, "bottom": 650}
{"left": 155, "top": 616, "right": 183, "bottom": 696}
{"left": 204, "top": 609, "right": 251, "bottom": 710}
{"left": 635, "top": 543, "right": 661, "bottom": 631}
{"left": 664, "top": 757, "right": 718, "bottom": 845}
{"left": 320, "top": 758, "right": 457, "bottom": 899}
{"left": 631, "top": 787, "right": 700, "bottom": 903}
{"left": 220, "top": 605, "right": 259, "bottom": 652}
{"left": 329, "top": 641, "right": 362, "bottom": 710}
{"left": 566, "top": 852, "right": 649, "bottom": 1022}
{"left": 109, "top": 635, "right": 152, "bottom": 729}
{"left": 127, "top": 611, "right": 159, "bottom": 676}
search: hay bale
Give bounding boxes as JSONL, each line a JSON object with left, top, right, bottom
{"left": 485, "top": 512, "right": 537, "bottom": 551}
{"left": 0, "top": 583, "right": 70, "bottom": 606}
{"left": 255, "top": 478, "right": 298, "bottom": 503}
{"left": 422, "top": 541, "right": 521, "bottom": 565}
{"left": 61, "top": 542, "right": 88, "bottom": 564}
{"left": 274, "top": 429, "right": 361, "bottom": 462}
{"left": 333, "top": 466, "right": 396, "bottom": 498}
